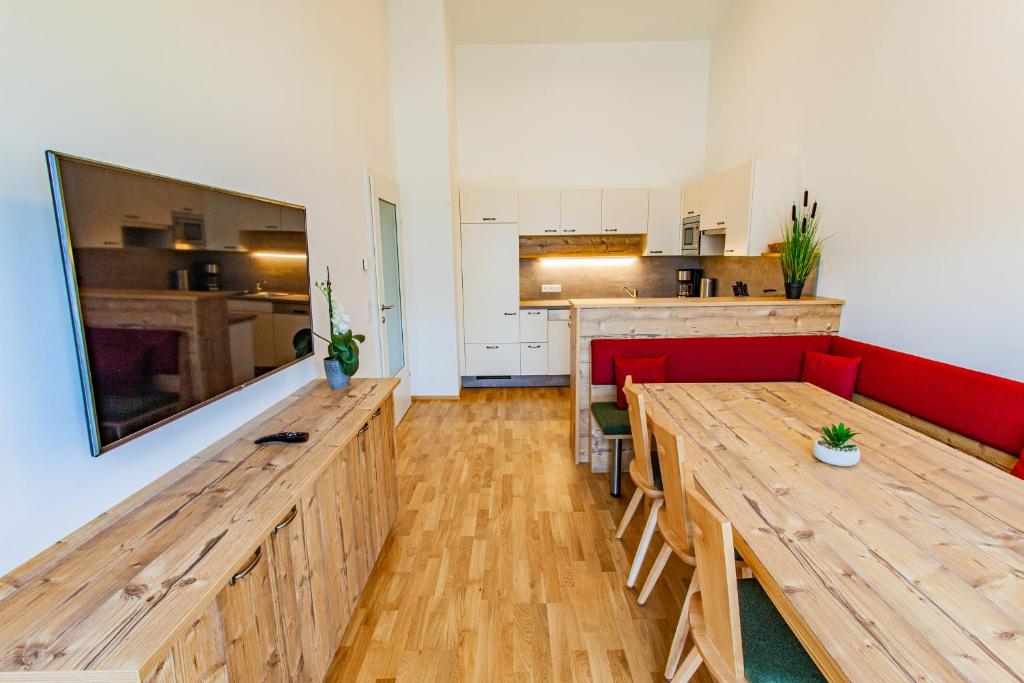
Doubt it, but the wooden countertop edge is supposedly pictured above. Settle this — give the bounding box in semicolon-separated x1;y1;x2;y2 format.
568;295;845;308
519;299;571;309
0;377;398;675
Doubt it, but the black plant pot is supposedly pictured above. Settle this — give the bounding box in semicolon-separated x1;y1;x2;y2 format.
784;281;805;300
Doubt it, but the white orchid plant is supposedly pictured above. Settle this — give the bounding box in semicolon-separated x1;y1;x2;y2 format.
313;267;365;376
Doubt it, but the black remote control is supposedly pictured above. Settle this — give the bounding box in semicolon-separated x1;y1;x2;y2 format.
254;431;309;445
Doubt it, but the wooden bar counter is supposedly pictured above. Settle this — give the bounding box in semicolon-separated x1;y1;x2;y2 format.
0;378;399;682
569;296;844;470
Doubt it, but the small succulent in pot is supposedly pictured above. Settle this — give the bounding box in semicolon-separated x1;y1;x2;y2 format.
813;423;861;467
314;267;365;389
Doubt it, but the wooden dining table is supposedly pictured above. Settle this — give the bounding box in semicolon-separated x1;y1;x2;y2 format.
642;381;1024;682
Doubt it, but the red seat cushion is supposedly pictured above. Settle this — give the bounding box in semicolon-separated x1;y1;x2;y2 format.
800;351;861;400
592;336;834;387
1011;454;1024;481
829;337;1024;455
613;356;666;409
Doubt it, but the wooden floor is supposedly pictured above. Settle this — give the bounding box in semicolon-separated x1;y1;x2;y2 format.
325;387;694;682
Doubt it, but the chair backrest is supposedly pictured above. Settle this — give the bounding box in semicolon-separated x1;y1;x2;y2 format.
623;377;656;487
688;485;744;680
648;411;694;550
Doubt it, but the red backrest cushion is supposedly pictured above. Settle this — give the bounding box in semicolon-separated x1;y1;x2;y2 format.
800;351;862;400
591;336;834;386
613;356;667;409
830;337;1024;455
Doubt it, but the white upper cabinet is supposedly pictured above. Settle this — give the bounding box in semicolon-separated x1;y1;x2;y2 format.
239;198;282;232
60;161;123;249
117;173;174;226
700;171;729;232
601;189;648;234
461;222;520;344
722;159;799;256
682;179;703;218
202;190;242;252
559;189;602;234
518;189;561;236
280;206;305;232
645;187;682;256
460;188;518;223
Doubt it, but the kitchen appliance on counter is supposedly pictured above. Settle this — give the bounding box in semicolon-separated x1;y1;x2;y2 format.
172;211;206;248
681;215;701;255
171;268;190;291
676;268;703;297
200;262;221;291
699;277;718;298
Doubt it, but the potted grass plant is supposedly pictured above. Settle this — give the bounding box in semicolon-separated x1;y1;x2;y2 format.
813;423;861;467
314;267;365;390
779;191;826;299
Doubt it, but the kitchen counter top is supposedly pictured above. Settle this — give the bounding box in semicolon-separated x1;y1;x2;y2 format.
569;295;844;308
79;287;235;300
520;299;571;309
230;291;310;304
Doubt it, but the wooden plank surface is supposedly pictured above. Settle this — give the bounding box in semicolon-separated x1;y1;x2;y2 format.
569;299;843;468
0;378;398;677
644;381;1024;682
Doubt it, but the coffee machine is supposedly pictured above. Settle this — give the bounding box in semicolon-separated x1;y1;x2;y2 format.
676;268;703;297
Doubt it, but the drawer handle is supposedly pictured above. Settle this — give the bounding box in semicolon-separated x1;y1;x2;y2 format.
485;345;499;349
228;547;262;586
528;344;541;349
482;217;496;221
372;407;382;419
357;422;370;435
649;250;663;254
527;311;541;315
504;312;517;316
272;506;298;535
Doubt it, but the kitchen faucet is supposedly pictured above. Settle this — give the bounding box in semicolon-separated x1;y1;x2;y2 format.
621;285;638;299
256;280;267;293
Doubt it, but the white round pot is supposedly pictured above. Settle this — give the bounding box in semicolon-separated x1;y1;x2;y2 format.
813;440;861;467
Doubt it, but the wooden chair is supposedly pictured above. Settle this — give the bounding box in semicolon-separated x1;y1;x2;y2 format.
615;377;665;588
672;486;825;683
641;415;699;679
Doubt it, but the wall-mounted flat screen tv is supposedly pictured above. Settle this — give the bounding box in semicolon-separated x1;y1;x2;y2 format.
46;151;313;456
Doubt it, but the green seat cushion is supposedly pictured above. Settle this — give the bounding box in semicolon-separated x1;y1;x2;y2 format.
739;580;826;682
591;401;631;436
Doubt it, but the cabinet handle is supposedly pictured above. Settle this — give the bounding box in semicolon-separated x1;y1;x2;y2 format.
272;506;298;535
649;250;663;254
543;229;557;233
228;547;262;586
605;228;618;232
725;249;735;253
182;206;194;212
224;245;238;250
372;407;382;419
103;241;119;246
357;422;370;435
563;229;576;233
485;345;499;349
504;312;517;316
482;217;496;221
124;213;140;220
687;210;695;215
716;221;725;225
527;311;541;315
528;344;541;349
266;224;279;229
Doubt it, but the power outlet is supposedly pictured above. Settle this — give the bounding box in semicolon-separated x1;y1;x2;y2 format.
541;284;562;293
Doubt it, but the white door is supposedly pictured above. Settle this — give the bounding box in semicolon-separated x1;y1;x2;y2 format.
461;223;520;343
369;171;411;423
645;187;682;255
460;188;518;223
559;189;602;234
518;189;561;236
601;189;648;234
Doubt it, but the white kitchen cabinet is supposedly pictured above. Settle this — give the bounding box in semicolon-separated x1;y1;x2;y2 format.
718;159;799;256
165;183;201;215
461;223;520;344
520;343;548;375
460;188;518;223
239;197;282;231
559;189;602;234
645;187;682;255
117;173;174;227
229;300;275;367
682;180;703;219
601;189;648;234
519;308;548;342
202;190;243;252
273;307;311;366
228;319;256;385
60;161;123;248
517;189;561;236
701;171;729;232
546;320;571;375
465;343;520;375
280;205;305;232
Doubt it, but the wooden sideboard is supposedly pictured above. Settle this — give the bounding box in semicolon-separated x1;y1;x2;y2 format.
0;378;400;682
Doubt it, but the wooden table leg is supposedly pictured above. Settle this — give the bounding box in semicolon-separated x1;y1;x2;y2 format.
611;439;623;497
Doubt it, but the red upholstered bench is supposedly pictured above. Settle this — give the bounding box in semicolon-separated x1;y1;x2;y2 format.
589;334;1024;479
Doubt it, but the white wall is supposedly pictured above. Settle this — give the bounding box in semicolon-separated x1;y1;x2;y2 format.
455;42;710;186
707;0;1024;381
390;0;463;396
0;0;397;574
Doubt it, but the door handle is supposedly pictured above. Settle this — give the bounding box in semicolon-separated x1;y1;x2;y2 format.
228;547;262;586
381;304;394;310
504;312;517;316
272;506;298;535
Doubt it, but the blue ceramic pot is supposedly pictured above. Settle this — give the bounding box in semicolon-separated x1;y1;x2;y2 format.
324;358;351;390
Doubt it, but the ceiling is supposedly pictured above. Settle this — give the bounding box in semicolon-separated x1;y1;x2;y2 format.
446;0;732;44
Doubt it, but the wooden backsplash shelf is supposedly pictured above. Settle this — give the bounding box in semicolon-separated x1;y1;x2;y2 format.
518;234;644;258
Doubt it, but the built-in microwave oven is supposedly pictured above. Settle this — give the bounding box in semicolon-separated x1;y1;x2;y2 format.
172;211;206;247
681;215;700;255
